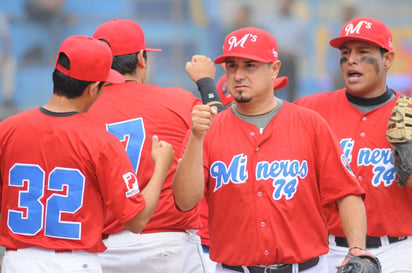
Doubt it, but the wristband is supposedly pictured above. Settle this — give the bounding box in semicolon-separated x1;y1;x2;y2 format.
197;77;222;104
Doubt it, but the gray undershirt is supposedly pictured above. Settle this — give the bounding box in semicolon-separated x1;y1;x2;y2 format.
231;97;284;134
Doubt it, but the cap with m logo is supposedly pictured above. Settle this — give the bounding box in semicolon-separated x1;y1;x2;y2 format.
329;17;392;51
214;27;278;64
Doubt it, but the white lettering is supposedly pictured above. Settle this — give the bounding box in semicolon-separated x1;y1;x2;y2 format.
344;21;372;35
227;34;256;51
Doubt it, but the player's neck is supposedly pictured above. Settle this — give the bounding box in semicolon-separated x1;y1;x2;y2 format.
43;94;83;114
346;86;391;105
123;68;146;83
123;74;140;83
235;95;278;116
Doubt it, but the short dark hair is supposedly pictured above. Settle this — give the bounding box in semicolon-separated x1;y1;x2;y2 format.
52;53;105;98
112;51;147;75
97;38;148;75
380;47;389;56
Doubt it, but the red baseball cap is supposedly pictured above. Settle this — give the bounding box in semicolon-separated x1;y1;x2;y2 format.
55;35;124;83
216;75;288;106
214;27;278;64
93;19;161;56
329;17;393;51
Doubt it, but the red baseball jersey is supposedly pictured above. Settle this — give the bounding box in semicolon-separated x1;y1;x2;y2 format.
200;102;364;265
86;81;201;234
295;89;412;237
0;108;145;252
198;197;210;247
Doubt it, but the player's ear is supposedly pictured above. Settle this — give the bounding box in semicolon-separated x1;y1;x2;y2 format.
271;60;281;79
137;49;146;68
82;81;103;113
85;81;102;98
383;51;394;70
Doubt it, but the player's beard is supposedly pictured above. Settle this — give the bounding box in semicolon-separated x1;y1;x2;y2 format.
233;91;252;103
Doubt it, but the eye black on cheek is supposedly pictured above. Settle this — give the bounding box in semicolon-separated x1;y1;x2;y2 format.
361;56;377;65
361;57;380;73
340;57;348;65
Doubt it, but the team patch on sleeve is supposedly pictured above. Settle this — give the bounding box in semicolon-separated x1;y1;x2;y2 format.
122;172;140;197
341;154;355;176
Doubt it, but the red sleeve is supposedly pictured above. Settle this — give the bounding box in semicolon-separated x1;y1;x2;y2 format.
315;118;365;205
96;136;146;224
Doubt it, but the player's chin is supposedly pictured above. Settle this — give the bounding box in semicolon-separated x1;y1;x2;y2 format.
234;95;253;104
344;82;366;96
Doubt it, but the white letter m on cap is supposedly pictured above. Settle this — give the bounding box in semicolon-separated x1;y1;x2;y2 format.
344;21;372;35
228;34;255;51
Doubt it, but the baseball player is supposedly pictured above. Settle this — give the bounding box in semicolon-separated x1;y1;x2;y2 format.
295;17;412;272
0;35;174;273
173;26;370;273
196;73;289;273
86;19;220;273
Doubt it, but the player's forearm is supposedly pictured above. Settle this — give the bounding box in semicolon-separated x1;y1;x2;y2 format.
337;194;367;249
173;134;205;211
123;164;168;233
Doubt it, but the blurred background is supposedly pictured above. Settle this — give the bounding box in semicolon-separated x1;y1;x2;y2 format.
0;0;411;119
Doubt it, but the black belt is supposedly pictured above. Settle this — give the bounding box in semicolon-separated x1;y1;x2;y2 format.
222;257;319;273
334;236;407;249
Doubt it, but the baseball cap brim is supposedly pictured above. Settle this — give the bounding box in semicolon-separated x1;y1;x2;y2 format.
329;36;386;50
106;69;125;84
214;53;271;64
273;76;288;91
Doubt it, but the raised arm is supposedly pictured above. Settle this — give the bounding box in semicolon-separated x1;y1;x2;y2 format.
186;54;227;112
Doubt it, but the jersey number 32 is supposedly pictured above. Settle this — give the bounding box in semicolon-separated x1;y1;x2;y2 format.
8;164;84;240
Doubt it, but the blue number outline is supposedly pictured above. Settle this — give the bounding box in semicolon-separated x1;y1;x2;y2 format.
7;164;85;239
106;118;146;173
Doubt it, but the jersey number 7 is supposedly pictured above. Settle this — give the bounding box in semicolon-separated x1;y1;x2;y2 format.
106;118;146;173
